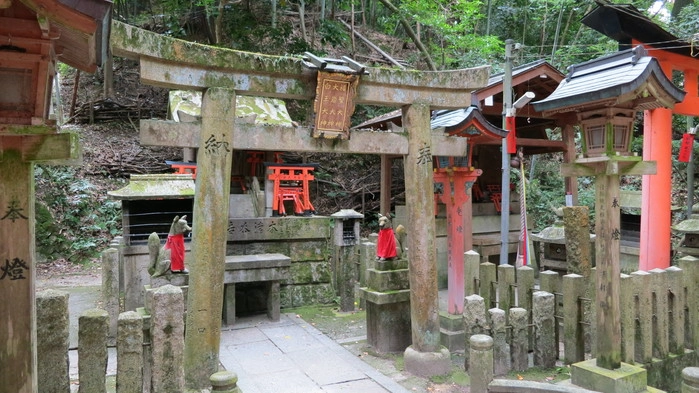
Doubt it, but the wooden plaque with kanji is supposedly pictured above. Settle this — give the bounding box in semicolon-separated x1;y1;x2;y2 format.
312;71;359;139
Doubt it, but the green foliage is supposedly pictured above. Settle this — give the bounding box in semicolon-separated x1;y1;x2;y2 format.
318;19;350;47
35;166;121;264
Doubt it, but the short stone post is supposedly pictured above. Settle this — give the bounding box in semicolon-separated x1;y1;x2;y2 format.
678;256;698;351
37;289;70;393
151;285;185;393
464;250;480;296
666;266;685;355
78;308;109;393
496;264;515;314
469;334;494;393
509;307;528;371
682;367;699;393
650;268;669;359
479;262;496;309
102;247;120;344
489;308;510;375
211;370;242;393
562;273;585;364
117;311;143;393
619;273;634;363
632;270;653;363
532;291;556;368
463;294;488;370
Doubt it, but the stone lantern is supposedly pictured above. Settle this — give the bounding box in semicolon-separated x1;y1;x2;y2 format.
531;209;595;274
330;209;364;311
672;203;699;258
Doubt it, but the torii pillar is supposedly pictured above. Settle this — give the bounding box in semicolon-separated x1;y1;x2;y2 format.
402;103;451;376
0;131;79;393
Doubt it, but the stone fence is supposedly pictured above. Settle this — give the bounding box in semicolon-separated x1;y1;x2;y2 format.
468;334;699;393
35;286;240;393
463;254;699;392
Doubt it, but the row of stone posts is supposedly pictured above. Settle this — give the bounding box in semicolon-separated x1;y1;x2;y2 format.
36;284;241;392
469;334;699;393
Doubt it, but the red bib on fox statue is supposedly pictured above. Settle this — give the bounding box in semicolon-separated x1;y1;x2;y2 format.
165;233;186;272
377;227;398;259
376;214;398;260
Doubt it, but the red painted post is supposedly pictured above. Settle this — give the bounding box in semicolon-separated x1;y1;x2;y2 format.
434;168;482;314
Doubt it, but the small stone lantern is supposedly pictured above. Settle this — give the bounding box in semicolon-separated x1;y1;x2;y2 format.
331;209;364;246
331;209;364;311
579;108;636;157
672;203;699;258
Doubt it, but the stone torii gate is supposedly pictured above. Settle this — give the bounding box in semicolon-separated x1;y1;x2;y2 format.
111;21;490;387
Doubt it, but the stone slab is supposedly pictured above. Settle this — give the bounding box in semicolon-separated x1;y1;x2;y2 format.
359;288;411;304
571;359;648;393
225;253;291;270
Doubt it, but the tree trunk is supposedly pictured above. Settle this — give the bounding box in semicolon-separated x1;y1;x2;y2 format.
376;0;437;71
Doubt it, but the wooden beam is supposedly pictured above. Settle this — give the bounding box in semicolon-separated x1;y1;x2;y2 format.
0;133;79;162
140;119;469;156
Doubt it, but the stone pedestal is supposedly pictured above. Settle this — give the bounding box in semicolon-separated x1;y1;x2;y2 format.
439;312;465;352
360;257;411;353
571;359;661;393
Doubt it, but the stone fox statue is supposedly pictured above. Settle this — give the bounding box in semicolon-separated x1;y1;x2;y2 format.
376;214;406;260
148;215;191;277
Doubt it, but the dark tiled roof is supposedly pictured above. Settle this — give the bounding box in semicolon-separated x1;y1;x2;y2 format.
531;46;685;113
431;107;507;140
582;1;695;59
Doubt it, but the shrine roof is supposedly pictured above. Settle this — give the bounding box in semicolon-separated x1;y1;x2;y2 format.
1;0;112;72
531;46;685;114
581;1;695;59
431;107;507;142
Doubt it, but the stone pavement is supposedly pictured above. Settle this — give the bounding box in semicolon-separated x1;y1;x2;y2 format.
219;313;410;393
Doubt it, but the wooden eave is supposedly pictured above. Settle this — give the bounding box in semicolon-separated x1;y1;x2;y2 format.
8;0;112;72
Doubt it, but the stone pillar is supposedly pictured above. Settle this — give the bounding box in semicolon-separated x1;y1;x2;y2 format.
117;311;143;393
489;308;510;376
650;268;669;358
402;103;450;376
532;291;556;368
678;256;698;351
152;285;185;393
497;264;514;314
509;307;528;371
619;273;634;363
211;371;242;393
464;250;480;296
563;274;585;364
78;309;109;393
102;247;120;344
562;206;592;277
666;266;685;355
683;367;699;393
0;152;36;393
479;262;496;308
463;294;487;370
469;334;494;393
37;289;70;393
185;87;235;388
632;270;653;363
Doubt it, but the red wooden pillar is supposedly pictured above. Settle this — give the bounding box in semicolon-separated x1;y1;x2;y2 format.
640;107;672;270
434;168;482;315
